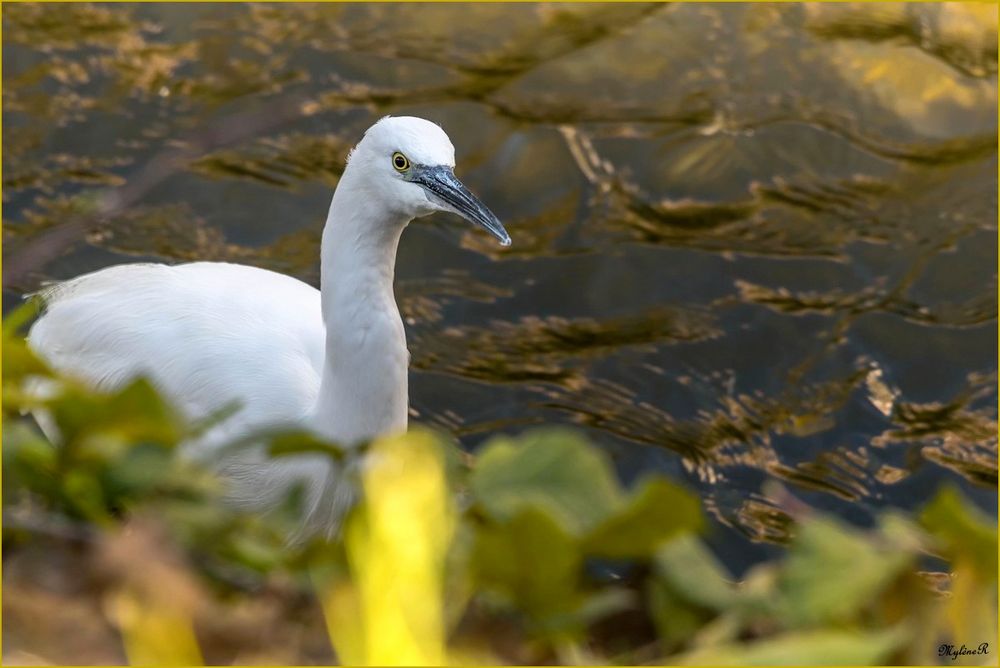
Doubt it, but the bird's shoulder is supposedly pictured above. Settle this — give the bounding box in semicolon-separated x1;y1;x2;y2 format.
36;261;317;308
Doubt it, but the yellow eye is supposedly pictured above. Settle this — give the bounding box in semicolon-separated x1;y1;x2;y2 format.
392;152;410;172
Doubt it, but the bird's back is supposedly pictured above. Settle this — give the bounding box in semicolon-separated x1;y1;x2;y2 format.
28;262;327;455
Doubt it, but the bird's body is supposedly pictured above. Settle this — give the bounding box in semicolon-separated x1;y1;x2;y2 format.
27;116;510;536
32;262;326;441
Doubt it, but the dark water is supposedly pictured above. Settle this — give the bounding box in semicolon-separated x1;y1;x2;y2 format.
3;3;997;573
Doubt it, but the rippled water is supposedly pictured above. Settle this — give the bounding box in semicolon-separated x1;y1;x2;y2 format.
3;2;997;572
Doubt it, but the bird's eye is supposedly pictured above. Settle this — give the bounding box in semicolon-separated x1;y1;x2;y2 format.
392;152;410;172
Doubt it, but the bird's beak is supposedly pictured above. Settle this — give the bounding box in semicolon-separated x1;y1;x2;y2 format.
412;165;511;246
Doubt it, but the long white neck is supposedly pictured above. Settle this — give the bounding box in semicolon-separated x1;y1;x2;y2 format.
310;169;410;445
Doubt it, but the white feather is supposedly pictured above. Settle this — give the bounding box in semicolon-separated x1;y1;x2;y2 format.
26;116;487;537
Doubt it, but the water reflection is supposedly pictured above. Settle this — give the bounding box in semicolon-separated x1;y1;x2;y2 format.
3;2;996;567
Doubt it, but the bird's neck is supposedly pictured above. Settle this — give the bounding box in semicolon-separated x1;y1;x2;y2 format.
311;172;410;445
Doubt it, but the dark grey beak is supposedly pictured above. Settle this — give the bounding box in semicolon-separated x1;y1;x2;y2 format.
411;165;511;246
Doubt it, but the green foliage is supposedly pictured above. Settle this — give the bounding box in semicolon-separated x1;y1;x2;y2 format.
2;313;301;574
3;312;997;665
675;628;906;666
468;429;703;639
470;428;622;535
920;486;999;659
583;478;703;558
654;533;737;612
921;485;998;579
473;506;581;621
776;517;913;627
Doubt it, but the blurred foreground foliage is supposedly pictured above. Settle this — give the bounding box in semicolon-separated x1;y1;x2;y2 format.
3;306;997;666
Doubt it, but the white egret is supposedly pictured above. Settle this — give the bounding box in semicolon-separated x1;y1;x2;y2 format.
27;116;510;535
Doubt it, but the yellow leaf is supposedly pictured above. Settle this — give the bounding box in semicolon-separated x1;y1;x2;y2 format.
109;588;203;666
323;429;456;665
320;578;366;666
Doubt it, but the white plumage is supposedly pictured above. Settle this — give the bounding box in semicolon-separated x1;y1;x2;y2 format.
27;116;510;536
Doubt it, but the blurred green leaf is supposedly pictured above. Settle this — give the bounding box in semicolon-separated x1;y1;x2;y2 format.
583;478;703;558
63;468;111;524
471;428;621;535
648;577;710;649
877;511;929;554
2;421;59;500
2;316;49;389
266;429;350;462
673;628;905;665
654;533;736;612
573;587;635;627
2;299;41;336
472;505;581;621
104;443;175;492
776;517;912;627
104;443;219;505
48;377;186;450
920;484;998;580
226;532;286;572
920;485;998;651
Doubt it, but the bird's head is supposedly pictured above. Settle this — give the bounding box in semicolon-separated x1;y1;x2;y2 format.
345;116;510;246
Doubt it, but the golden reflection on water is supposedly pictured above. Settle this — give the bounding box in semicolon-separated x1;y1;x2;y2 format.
2;2;996;549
